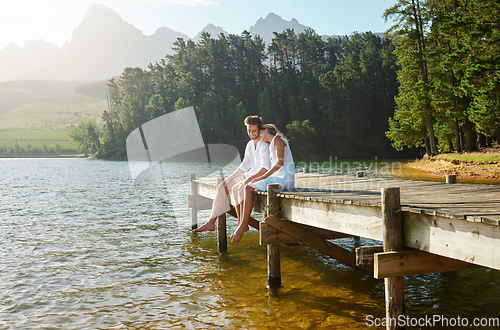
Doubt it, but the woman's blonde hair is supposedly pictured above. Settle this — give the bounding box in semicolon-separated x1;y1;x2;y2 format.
262;123;289;143
261;123;278;135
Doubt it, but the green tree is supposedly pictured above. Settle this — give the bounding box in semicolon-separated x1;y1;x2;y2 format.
286;119;318;158
385;0;438;155
54;144;63;155
69;119;101;157
13;141;23;154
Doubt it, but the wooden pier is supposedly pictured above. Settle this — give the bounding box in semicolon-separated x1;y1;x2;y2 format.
188;173;500;329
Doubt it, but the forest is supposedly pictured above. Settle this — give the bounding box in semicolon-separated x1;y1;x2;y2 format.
71;0;499;160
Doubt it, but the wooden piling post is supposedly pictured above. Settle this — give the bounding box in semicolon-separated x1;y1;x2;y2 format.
216;178;227;253
189;174;198;229
381;187;405;330
267;183;281;288
446;174;456;184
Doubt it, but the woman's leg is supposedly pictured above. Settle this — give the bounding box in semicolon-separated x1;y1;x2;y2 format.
231;184;255;243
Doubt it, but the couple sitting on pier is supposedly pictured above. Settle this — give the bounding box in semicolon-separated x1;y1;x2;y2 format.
193;115;295;243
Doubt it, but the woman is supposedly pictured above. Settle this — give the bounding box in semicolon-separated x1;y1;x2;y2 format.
231;124;294;243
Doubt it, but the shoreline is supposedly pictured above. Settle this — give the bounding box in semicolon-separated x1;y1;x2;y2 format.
402;148;500;185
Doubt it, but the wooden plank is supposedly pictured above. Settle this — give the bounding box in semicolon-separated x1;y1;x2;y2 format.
280;198;383;241
264;216;372;272
374;250;473;279
356;245;384;266
403;212;500;270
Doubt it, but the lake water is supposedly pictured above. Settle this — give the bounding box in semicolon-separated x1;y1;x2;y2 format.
1;158;499;329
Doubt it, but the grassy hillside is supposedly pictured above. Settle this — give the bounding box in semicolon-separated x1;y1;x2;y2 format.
0;94;107;130
0;80;106;113
0;81;108;155
0;129;73;150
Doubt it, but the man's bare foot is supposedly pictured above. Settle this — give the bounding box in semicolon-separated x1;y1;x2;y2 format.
231;225;249;243
193;220;216;232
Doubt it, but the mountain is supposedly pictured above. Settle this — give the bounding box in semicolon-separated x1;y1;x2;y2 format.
0;4;188;81
193;24;229;42
0;40;63;82
0;4;383;82
0;80;92;114
249;13;310;46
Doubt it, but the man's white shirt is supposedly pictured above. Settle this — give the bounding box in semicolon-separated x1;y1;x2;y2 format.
238;139;270;177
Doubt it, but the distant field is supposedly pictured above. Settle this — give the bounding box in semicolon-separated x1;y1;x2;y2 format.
0;129;74;150
0;94;107;130
0;80;107;113
0;80;109;155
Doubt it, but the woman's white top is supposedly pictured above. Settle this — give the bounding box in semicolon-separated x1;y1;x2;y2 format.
250;133;295;191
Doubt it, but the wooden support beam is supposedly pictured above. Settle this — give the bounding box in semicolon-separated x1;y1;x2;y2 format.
267;184;282;288
189;173;198;229
260;220;352;246
267;183;281;217
374;250;473;279
290;222;354;240
356;245;384;266
217;213;227;253
216;178;227;253
381;187;405;330
264;216;372;272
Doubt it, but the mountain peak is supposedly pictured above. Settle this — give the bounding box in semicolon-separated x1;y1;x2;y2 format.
1;41;21;52
193;24;229;42
0;8;322;81
72;4;131;39
250;12;312;45
265;12;281;19
85;4;122;21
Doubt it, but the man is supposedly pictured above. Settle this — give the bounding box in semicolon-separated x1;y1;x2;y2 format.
193;115;270;232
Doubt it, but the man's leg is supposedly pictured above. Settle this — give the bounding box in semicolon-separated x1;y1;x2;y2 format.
231;184;255;243
231;181;243;222
193;179;236;232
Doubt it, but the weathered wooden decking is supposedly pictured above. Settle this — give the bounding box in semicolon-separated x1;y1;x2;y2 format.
190;172;499;329
193;173;500;270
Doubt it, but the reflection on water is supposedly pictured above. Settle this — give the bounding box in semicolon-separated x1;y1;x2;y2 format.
0;158;499;329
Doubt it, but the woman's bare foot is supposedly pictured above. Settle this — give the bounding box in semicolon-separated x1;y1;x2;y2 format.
231;225;249;243
193;219;216;232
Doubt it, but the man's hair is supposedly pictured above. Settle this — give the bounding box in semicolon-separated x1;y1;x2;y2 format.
244;115;263;129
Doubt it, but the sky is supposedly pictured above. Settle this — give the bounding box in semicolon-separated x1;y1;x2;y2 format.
0;0;397;50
